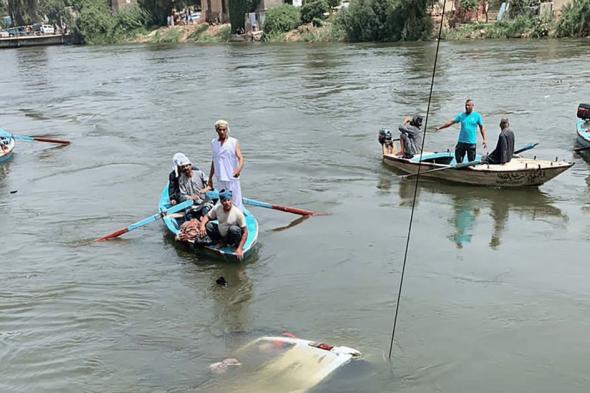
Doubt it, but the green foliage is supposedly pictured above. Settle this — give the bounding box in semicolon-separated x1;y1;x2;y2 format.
445;15;555;39
301;0;329;24
188;24;230;42
38;0;68;25
138;0;187;26
229;0;248;32
263;4;301;34
460;0;476;11
507;0;539;18
8;0;39;25
555;0;590;37
187;22;209;39
326;0;340;8
336;0;431;42
71;0;147;44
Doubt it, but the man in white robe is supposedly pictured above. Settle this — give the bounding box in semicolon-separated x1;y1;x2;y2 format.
208;120;244;211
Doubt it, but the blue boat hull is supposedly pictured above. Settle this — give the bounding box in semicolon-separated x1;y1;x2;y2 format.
158;185;258;262
577;119;590;148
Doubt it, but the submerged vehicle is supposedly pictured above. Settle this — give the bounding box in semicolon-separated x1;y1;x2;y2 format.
201;336;361;393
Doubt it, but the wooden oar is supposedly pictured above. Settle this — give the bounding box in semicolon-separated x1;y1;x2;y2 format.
13;134;71;145
242;197;322;216
401;143;539;179
96;199;193;241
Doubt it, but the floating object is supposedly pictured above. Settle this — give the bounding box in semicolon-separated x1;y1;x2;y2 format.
10;190;17;194
216;276;227;286
381;140;573;187
159;185;258;262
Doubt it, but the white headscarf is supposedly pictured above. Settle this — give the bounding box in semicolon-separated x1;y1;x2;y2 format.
214;119;230;134
172;152;191;177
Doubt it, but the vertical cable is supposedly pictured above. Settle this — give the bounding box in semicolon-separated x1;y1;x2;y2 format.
388;0;448;359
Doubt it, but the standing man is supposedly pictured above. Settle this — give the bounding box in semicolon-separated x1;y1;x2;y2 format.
482;118;515;165
436;99;487;163
208;120;244;211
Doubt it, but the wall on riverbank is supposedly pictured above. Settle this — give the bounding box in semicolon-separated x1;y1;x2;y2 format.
0;34;72;49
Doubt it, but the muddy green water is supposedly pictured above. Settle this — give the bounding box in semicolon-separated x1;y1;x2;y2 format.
1;40;589;392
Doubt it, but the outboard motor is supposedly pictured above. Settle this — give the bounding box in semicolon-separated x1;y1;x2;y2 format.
577;103;590;120
378;128;393;145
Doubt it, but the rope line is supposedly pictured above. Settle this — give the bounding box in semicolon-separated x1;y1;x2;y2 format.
388;0;448;359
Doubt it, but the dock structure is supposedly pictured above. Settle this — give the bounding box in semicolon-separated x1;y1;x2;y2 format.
0;34;72;49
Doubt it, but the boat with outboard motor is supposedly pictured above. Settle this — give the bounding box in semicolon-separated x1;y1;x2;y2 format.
0;129;15;164
378;130;573;187
158;185;258;262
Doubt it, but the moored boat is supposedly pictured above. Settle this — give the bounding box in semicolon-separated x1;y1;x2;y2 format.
380;139;573;187
158;185;258;262
0;129;15;164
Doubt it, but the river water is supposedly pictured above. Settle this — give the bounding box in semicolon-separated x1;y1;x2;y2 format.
1;39;589;392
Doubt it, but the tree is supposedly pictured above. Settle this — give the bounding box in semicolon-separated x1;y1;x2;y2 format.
8;0;40;25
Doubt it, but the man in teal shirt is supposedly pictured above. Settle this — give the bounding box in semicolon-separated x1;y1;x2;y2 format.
436;99;488;163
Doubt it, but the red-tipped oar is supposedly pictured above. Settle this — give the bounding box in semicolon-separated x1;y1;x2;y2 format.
242;197;323;216
14;134;70;145
97;199;193;241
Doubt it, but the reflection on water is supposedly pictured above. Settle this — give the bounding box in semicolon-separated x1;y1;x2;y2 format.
383;164;567;250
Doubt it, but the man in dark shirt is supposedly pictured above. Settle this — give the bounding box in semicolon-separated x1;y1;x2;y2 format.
398;115;423;158
482;118;515;165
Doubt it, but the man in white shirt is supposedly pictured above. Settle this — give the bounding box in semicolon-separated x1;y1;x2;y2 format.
208;120;244;211
199;190;248;260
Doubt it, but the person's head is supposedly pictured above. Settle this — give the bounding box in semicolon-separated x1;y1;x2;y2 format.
172;152;190;177
499;118;509;130
465;99;474;114
177;154;192;176
219;189;233;211
215;120;229;141
411;115;424;128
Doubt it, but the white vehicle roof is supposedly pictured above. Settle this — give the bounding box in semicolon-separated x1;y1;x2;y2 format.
203;336;361;393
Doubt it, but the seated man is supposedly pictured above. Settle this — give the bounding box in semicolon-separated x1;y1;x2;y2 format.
482;118;514;165
199;190;248;260
398;115;423;158
168;152;188;206
177;155;212;221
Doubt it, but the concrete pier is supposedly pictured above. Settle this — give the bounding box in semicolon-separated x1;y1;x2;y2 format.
0;34;72;49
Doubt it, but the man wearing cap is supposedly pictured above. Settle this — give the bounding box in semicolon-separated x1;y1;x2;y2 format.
208;120;244;211
436;99;488;163
398;115;424;158
199;190;248;260
482;118;515;165
177;154;212;221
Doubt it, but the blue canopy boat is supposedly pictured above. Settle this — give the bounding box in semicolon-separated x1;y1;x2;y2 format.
158;185;258;262
0;129;16;164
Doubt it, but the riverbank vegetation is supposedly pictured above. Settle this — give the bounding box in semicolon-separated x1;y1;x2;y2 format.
5;0;590;44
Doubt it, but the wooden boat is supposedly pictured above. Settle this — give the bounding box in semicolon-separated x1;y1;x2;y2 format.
158;185;258;262
576;119;590;148
0;129;15;164
381;142;573;187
